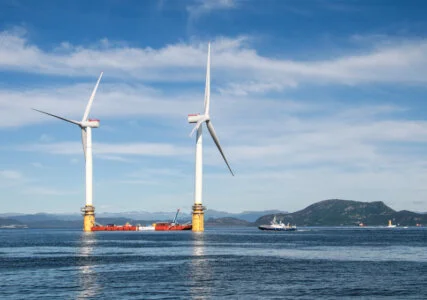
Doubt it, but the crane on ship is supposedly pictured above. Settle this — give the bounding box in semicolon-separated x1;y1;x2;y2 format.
154;209;192;231
171;209;181;225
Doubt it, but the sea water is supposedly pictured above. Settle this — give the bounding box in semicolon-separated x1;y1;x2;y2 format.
0;227;426;299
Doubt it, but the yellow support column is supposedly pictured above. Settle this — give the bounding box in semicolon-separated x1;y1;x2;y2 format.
192;204;205;232
82;205;95;232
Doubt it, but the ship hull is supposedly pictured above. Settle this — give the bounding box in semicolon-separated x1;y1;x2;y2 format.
155;223;192;231
258;225;297;231
92;225;138;231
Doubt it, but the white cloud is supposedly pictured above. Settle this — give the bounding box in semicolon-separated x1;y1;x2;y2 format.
31;162;44;168
70;158;79;164
0;82;198;128
23;186;77;196
39;134;53;142
219;81;297;96
118;179;158;185
0;170;22;180
197;101;427;179
127;168;187;179
116;167;188;186
0;29;427;90
96;155;134;163
19;142;191;157
11;89;427;176
187;0;236;19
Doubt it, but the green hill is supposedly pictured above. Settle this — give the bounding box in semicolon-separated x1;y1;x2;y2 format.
255;199;427;226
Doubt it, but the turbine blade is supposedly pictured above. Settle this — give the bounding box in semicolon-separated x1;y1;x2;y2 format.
189;115;209;137
81;128;87;161
206;121;234;176
32;108;81;126
82;72;103;122
204;43;211;115
190;120;203;137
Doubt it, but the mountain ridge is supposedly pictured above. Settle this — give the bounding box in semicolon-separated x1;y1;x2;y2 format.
2;200;426;228
255;199;427;226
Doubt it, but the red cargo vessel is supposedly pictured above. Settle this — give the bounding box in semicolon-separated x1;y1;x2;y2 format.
155;223;192;231
91;223;138;231
154;209;192;231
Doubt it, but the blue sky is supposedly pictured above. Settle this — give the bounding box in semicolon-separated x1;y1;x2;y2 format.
1;0;427;214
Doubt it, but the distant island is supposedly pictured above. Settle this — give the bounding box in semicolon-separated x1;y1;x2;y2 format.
1;199;426;228
255;199;427;227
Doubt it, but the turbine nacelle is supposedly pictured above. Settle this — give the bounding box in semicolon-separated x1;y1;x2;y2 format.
188;114;210;124
81;119;100;128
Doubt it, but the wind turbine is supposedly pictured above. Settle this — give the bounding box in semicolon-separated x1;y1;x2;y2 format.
188;43;234;232
33;72;103;232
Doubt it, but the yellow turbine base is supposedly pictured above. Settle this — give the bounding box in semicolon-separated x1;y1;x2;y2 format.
192;204;205;232
82;205;95;232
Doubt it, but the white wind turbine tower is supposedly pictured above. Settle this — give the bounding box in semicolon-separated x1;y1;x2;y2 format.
33;72;103;232
188;43;234;232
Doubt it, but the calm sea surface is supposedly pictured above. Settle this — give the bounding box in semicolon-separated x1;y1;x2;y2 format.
0;227;426;299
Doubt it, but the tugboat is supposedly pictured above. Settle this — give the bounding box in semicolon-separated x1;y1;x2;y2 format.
154;209;192;231
258;216;297;231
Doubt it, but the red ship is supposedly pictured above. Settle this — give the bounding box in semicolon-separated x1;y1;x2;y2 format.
154;209;192;231
91;223;138;231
